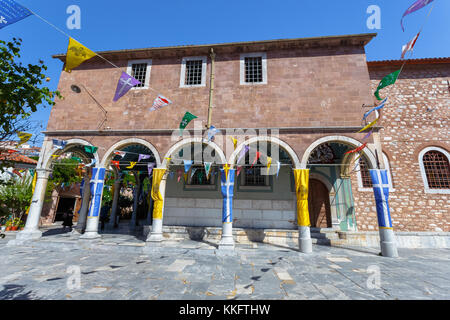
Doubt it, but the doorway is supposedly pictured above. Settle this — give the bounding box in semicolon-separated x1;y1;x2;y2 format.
308;179;332;228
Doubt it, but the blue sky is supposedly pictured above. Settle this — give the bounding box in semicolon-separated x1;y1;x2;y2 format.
2;0;449;146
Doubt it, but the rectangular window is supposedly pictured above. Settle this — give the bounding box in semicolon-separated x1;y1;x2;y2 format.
245;57;263;83
243;168;267;186
185;60;203;86
131;63;148;88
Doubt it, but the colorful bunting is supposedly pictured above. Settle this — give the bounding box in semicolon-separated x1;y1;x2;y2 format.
401;33;420;59
114;150;126;158
345;143;368;155
363;98;388;121
374;70;401;101
401;0;434;32
138;154;151;162
71;156;81;162
150;94;172;111
64;38;96;73
113;71;141;102
230;137;238;150
358;117;379;133
266;156;272;175
183;160;193;173
362;130;373;141
204;162;212;179
250;151;262;168
177;169;183;182
276;161;281;178
179;112;197;135
127;161;137;169
147;163;155;177
236;166;243;177
17;131;32;146
52;139;67;150
84;146;98;154
0;0;32;30
111;160;120;170
190;167;198;179
237;145;250;164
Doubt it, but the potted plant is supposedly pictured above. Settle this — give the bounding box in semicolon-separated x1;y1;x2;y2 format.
5;219;12;231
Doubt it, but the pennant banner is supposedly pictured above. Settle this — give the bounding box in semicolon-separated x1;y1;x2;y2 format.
276;161;281;178
150;94;172;111
183;160;193;173
52;139;67;150
374;70;401;101
363;98;388;121
0;0;32;30
344;143;368;155
127;161;137;169
177;169;183;182
266;156;272;175
401;0;434;32
114;150;126;158
250;151;262;168
138;154;151;162
64;38;96;73
17;131;32;146
113;71;140;102
190;167;198;179
179;112;197;134
147;163;156;177
237;145;249;164
84;146;98;154
204;162;212;179
362;130;373;141
401;32;420;59
230;137;238;150
111;160;120;170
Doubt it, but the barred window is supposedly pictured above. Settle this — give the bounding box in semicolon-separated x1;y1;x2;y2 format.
243;168;267;187
185;60;203;86
131;63;148;88
359;157;373;188
245;57;263;83
423;151;450;189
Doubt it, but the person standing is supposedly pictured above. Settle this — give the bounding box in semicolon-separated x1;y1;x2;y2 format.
62;208;74;232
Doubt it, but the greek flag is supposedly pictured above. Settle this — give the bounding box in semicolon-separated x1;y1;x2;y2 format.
220;168;235;223
0;0;32;30
369;169;392;229
88;167;105;218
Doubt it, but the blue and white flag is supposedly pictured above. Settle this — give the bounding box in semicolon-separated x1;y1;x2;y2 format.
88;167;105;218
52;139;68;150
369;169;392;229
207;125;218;142
363;98;387;121
0;0;32;30
183;159;193;173
220;168;235;223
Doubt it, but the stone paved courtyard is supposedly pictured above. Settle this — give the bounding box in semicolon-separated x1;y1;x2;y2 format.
0;229;449;300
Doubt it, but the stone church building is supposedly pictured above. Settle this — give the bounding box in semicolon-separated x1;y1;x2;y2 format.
16;33;449;251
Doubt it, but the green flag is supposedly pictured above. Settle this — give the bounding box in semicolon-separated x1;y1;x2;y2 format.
71;157;82;162
374;70;401;101
179;112;198;134
84;146;98;154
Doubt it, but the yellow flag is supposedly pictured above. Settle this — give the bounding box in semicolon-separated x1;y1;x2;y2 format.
267;156;272;175
64;38;97;73
17;132;32;146
358;117;378;133
151;169;166;220
126;161;137;169
294;169;310;227
230;137;237;150
51;155;60;159
223;163;230;181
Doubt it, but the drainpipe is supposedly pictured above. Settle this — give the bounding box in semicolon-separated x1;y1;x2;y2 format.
207;48;215;129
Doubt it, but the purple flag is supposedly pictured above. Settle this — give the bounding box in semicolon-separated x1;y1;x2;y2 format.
401;0;434;32
113;72;140;102
138;154;151;162
147;163;155;177
237;145;250;164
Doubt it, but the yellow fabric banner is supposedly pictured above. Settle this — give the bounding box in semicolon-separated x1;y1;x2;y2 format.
294;169;310;227
17;131;32;146
64;38;97;73
151;168;166;220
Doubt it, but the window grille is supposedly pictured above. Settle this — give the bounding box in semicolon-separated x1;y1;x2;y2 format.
243;168;266;186
423;151;450;189
245;56;263;83
185;60;203;85
131;63;147;87
359;157;373;188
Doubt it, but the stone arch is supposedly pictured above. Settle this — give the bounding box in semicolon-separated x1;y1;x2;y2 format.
101;138;161;168
301;135;377;169
229;136;301;168
162;137;227;168
42;138;100;170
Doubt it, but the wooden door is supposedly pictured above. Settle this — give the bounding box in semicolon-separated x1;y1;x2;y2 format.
308;179;332;228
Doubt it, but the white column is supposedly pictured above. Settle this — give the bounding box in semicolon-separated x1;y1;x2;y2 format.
76;175;91;233
80;167;105;239
146;176;167;242
107;179;121;229
16;168;50;240
219;168;235;250
298;226;313;253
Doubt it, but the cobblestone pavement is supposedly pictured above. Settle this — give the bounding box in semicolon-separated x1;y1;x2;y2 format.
0;230;449;300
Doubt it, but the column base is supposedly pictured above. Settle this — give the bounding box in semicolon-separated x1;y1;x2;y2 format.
298;226;313;254
79;231;101;240
218;236;235;250
15;229;42;241
379;228;398;258
146;232;163;242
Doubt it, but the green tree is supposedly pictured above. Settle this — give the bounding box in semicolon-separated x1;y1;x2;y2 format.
0;174;33;226
46;158;82;197
0;38;61;142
